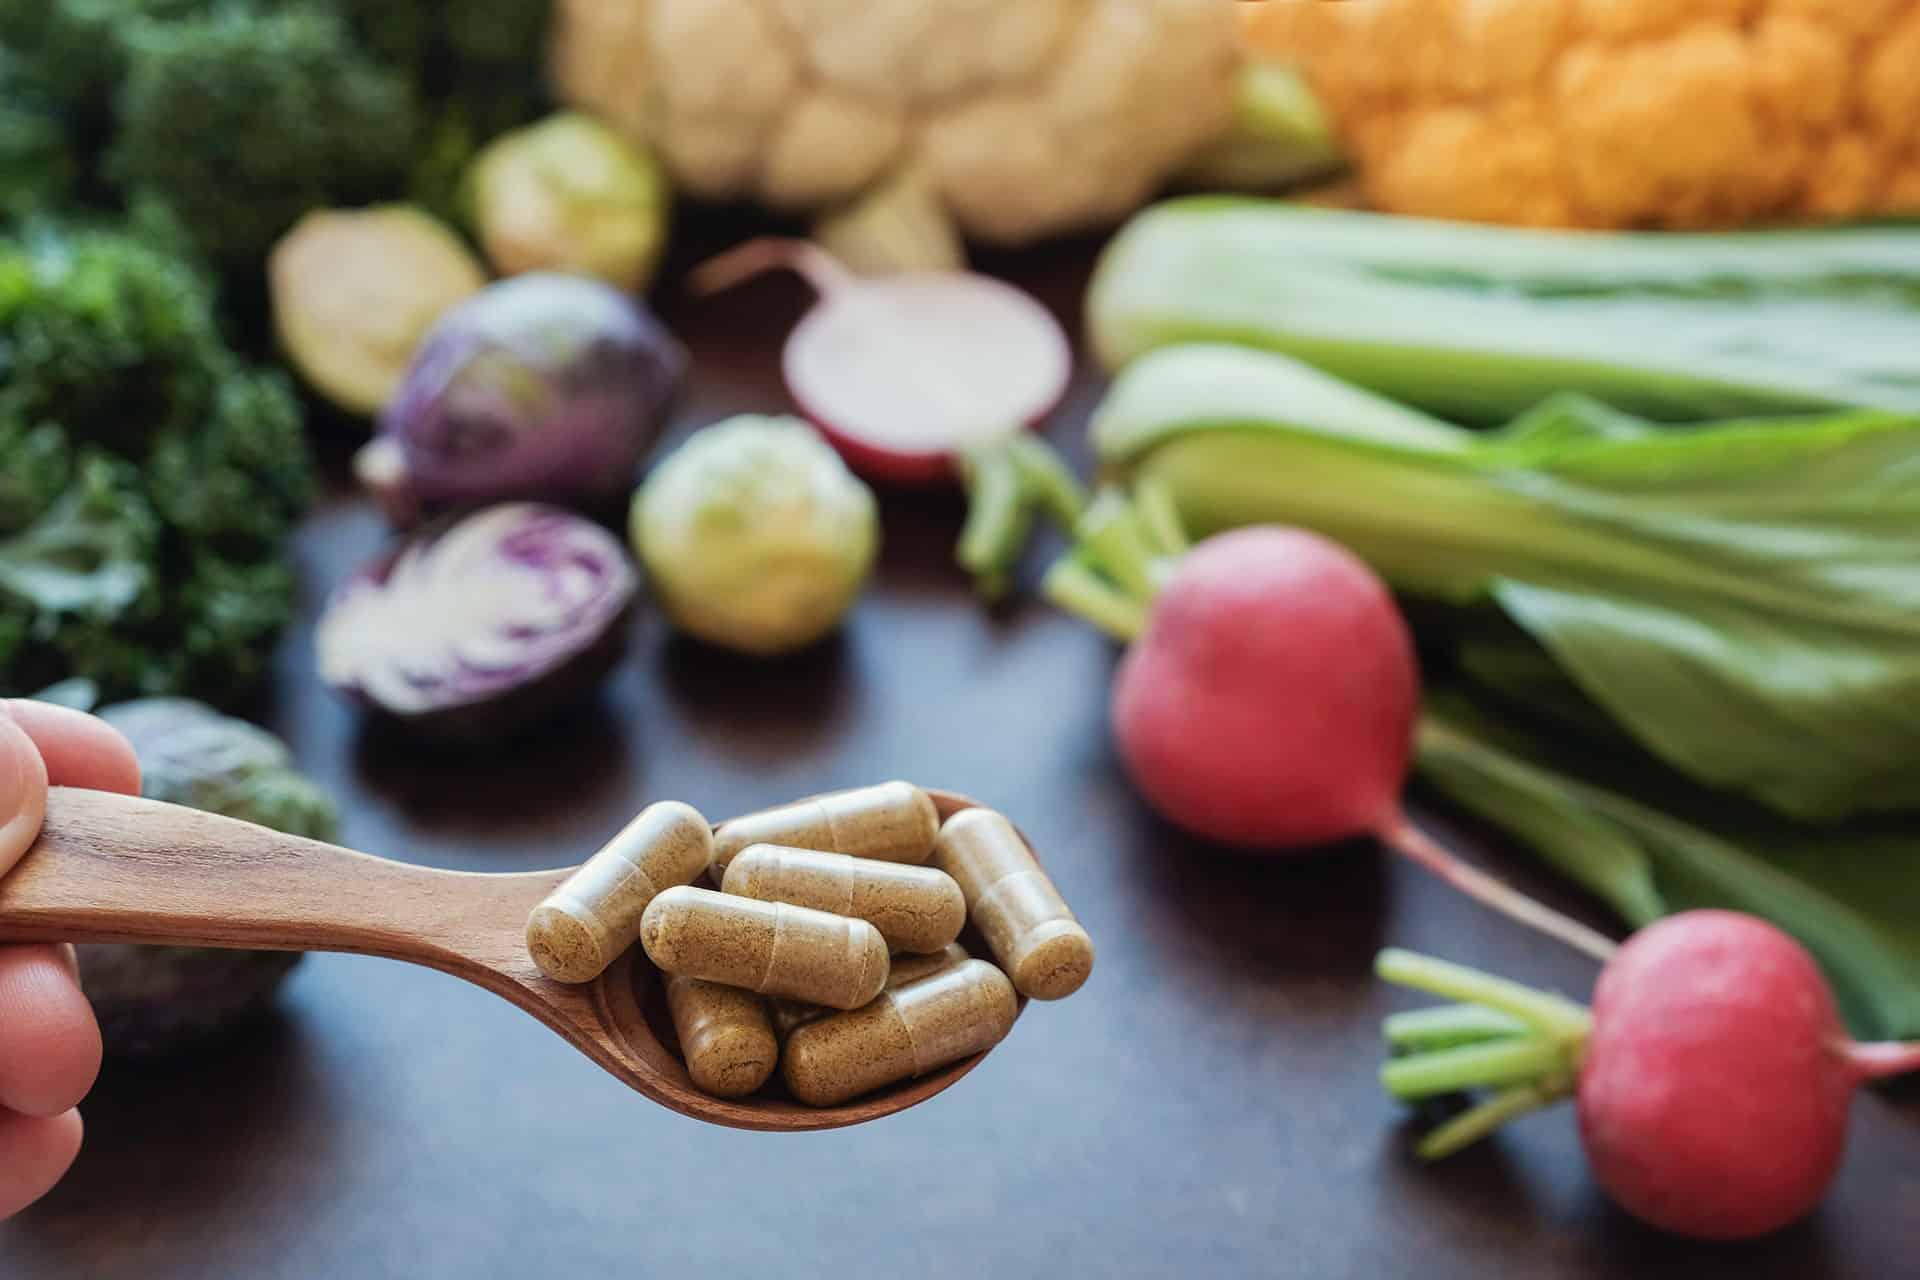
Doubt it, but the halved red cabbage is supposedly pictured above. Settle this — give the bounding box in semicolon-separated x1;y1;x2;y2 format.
317;503;637;741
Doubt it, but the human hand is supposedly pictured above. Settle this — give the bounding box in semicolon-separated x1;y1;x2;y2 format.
0;700;140;1220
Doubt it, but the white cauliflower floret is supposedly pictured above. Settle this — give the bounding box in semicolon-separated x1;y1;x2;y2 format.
551;0;1240;246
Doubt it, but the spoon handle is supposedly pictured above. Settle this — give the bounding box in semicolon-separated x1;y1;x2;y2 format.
0;787;557;963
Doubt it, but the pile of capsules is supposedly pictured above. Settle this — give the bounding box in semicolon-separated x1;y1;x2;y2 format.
525;781;1094;1106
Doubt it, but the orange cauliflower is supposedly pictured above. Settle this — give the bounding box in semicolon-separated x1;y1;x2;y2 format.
1243;0;1920;228
550;0;1241;249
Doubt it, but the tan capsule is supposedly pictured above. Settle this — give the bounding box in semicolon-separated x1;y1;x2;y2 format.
769;943;970;1038
640;885;889;1010
526;801;714;983
783;959;1017;1106
664;975;778;1099
710;781;939;874
931;808;1094;1001
722;844;966;953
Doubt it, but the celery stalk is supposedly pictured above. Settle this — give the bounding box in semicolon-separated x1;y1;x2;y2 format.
1088;198;1920;422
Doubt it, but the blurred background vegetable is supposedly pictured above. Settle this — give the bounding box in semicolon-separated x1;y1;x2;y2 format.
693;239;1072;489
1242;0;1920;229
0;223;311;704
549;0;1244;264
87;696;340;1056
0;0;556;285
1089;199;1920;423
358;273;685;523
632;415;878;657
317;503;637;742
269;206;487;416
1175;63;1344;194
466;111;671;291
108;6;417;277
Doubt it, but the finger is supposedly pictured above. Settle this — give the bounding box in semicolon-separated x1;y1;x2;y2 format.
0;945;102;1116
0;1108;83;1220
0;712;50;876
2;701;140;795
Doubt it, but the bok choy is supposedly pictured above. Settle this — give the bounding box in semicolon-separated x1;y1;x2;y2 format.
1088;198;1920;423
1088;343;1920;822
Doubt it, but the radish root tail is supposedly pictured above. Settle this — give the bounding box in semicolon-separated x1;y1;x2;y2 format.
1844;1040;1920;1082
1380;814;1620;964
689;237;857;301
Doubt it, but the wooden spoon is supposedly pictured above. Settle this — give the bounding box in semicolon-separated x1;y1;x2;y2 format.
0;786;1027;1132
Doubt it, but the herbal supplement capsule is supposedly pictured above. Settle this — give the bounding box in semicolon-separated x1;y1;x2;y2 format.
640;885;890;1010
783;959;1017;1107
722;844;966;953
664;975;778;1099
710;781;939;874
931;808;1094;1001
769;944;970;1038
887;942;969;989
526;801;714;984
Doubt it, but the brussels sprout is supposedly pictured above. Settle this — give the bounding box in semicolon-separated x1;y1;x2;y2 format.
466;112;672;292
363;272;686;521
632;415;878;656
269;205;487;416
88;698;339;1057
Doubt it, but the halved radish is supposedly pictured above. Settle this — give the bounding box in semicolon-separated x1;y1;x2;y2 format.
691;239;1072;487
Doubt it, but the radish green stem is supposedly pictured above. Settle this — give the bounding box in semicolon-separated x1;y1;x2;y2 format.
1380;815;1621;964
1414;1083;1564;1160
1375;949;1592;1041
1135;478;1189;557
689;236;855;301
958;447;1031;598
1385;1004;1530;1055
1844;1040;1920;1082
1079;491;1162;602
1007;436;1089;528
1380;1036;1565;1101
1042;557;1146;642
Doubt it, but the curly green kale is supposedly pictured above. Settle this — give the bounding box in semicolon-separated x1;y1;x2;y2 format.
109;5;418;273
0;54;75;222
0;225;311;704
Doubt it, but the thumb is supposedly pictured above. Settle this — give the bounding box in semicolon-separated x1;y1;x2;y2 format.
0;708;50;878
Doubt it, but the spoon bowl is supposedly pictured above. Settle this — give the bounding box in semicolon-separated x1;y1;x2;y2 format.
0;786;1028;1131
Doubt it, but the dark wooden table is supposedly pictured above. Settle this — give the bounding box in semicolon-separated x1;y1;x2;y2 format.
5;230;1918;1280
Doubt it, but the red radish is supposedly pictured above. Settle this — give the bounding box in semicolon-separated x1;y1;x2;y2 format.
1058;520;1617;960
1579;911;1920;1240
690;239;1071;486
1377;913;1920;1241
1112;526;1415;848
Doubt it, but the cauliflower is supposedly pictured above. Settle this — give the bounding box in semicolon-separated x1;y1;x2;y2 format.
550;0;1241;248
1244;0;1920;229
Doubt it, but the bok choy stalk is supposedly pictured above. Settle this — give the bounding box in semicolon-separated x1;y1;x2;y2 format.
1088;198;1920;423
1087;344;1920;822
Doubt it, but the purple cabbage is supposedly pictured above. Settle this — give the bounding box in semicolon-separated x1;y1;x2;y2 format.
359;273;686;522
316;503;638;742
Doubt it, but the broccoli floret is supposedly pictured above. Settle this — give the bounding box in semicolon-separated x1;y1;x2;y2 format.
0;224;311;704
0;55;76;223
109;5;418;273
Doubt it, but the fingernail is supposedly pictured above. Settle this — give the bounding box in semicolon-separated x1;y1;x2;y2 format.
0;709;30;819
0;709;44;868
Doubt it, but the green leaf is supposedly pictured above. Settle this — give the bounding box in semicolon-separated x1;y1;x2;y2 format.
1417;697;1920;1042
0;455;156;617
